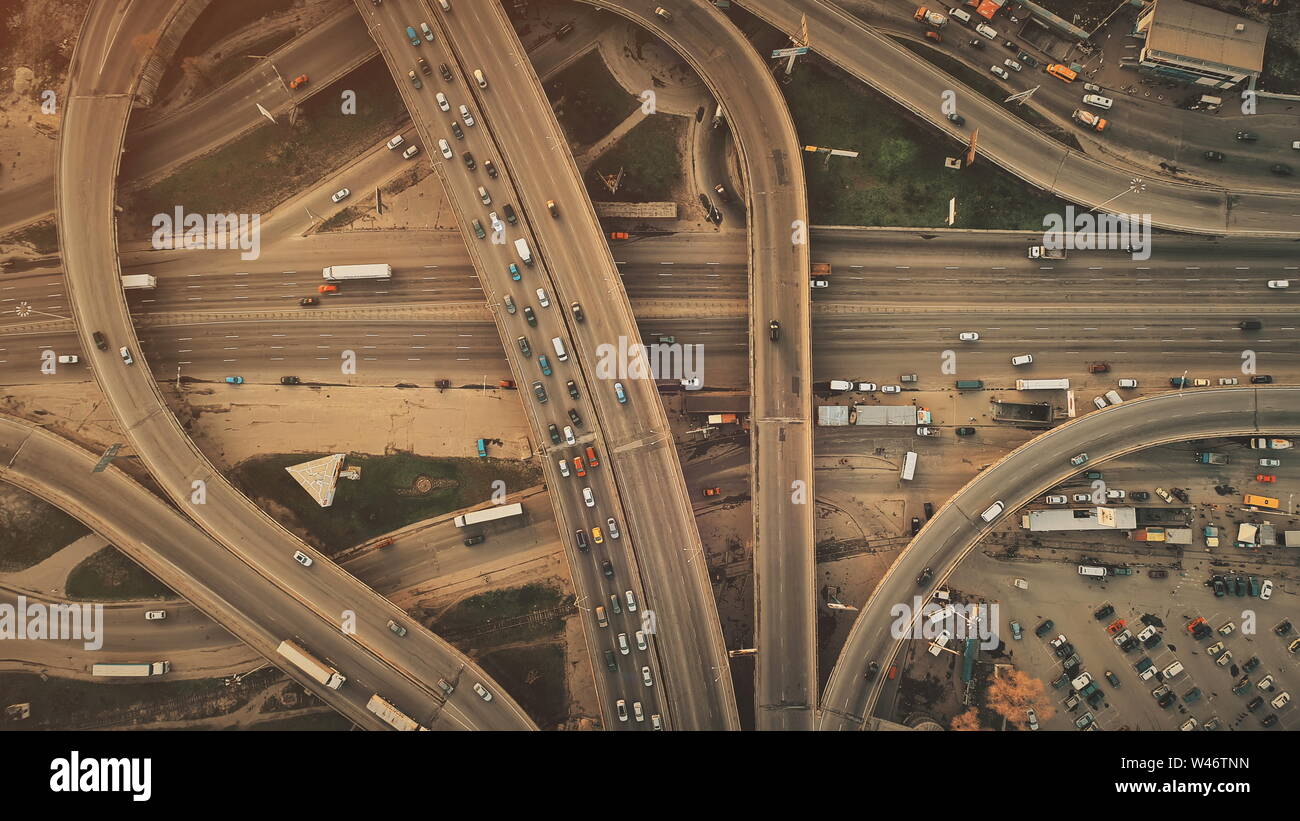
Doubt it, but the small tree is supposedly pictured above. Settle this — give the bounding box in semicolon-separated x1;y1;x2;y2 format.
986;668;1056;728
950;708;982;731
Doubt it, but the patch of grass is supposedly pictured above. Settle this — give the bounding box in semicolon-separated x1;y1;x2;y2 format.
785;59;1070;229
587;114;684;202
545;50;639;146
247;711;355;731
477;642;568;729
64;546;173;601
431;583;566;636
0;671;229;729
0;218;59;254
0;484;89;572
121;57;404;235
230;451;543;554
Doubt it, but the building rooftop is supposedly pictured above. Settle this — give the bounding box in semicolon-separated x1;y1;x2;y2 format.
1145;0;1266;74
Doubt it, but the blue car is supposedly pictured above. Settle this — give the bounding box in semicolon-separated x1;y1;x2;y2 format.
614;381;627;404
224;376;244;384
406;26;421;46
538;355;552;377
508;263;521;281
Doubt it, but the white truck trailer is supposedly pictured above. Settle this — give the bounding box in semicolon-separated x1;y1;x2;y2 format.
91;661;170;677
276;640;346;689
120;274;157;289
453;502;524;528
321;264;392;282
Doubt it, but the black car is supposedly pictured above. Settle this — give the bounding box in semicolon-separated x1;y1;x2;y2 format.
532;381;548;403
1193;624;1213;640
568;408;583;427
1054;642;1075;659
1120;637;1139;652
910;516;922;535
1270;164;1293;176
566;379;580;399
1275;620;1293;636
1086;690;1105;708
574;529;589;552
1247;696;1264;712
462;151;476;170
450;121;464;140
947;112;966;126
1251;375;1273;384
695;105;706;122
523;306;537;326
1236;131;1258;141
1211;575;1227;596
92;331;109;350
547;423;560;444
484;159;498;178
571;302;585;321
439;63;453;81
463;534;486;546
1130;490;1150;501
1143;633;1162;649
1002;39;1016;50
279;376;300;385
916;567;934;586
864;661;880;681
955;427;976;436
768;319;781;341
1235;576;1247;596
1035;619;1054;637
417;57;431;75
299;296;319;306
602;560;614;578
555;22;574;39
1017;51;1039;67
503;203;517;224
968;38;984;49
1203;150;1225;161
1094;604;1115;621
923;501;934;519
1157;691;1176;708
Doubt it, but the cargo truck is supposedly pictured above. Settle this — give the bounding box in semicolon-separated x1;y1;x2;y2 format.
955;380;984;390
91;661;170;677
514;238;534;265
1016;378;1070;390
366;694;428;731
1195;452;1228;465
1072;109;1108;131
476;438;487;458
828;380;854;392
453;501;524;528
276;640;346;689
322;264;392;282
914;7;947;27
120;274;157;289
707;413;739;424
1027;246;1066;259
1249;438;1292;450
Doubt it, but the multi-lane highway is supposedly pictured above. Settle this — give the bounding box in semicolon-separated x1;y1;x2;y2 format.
818;386;1300;729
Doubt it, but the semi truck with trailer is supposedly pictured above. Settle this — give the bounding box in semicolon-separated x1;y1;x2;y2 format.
321;264;392;282
366;694;428;731
120;274;157;289
91;662;170;677
1249;438;1292;450
276;640;346;689
453;502;524;528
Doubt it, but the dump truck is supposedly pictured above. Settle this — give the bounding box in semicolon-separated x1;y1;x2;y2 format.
1027;246;1066;260
91;662;170;677
120;274;157;290
1195;452;1228;465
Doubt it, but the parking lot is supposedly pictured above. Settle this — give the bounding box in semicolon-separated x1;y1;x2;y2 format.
952;552;1296;730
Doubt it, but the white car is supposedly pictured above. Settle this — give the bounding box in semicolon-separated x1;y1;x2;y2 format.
473;682;492;701
635;630;647;650
536;287;550;307
1026;708;1039;730
642;666;653;686
1010;354;1033;366
459;104;475;126
557;459;570;478
438;138;453;159
1272;692;1290;709
633;701;644;722
1219;377;1238;385
119;346;134;365
617;632;630;655
811;278;829;288
563;426;575;445
607;517;621;539
386;134;405;150
292;550;313;567
990;65;1010;80
1045;495;1067;505
615;699;628;721
1083;82;1102;93
435;92;450;111
958;332;979;342
881;384;902;394
1260;458;1281;467
57;354;79;364
331;188;350;203
478;186;491;205
489;211;504;233
402;144;419;159
1072;493;1091;503
1092;396;1108;409
976;23;997;39
857;382;877;392
1106;489;1126;500
1004;58;1022;72
681;377;703;390
582;487;595;507
1268;280;1290;289
1261;579;1273;600
625;591;637;612
1071;672;1092;690
1117;378;1138;388
1082;94;1113;109
144;610;166;620
980;500;1004;522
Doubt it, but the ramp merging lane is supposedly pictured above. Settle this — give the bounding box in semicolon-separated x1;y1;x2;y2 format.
739;0;1300;237
819;387;1300;729
55;0;531;731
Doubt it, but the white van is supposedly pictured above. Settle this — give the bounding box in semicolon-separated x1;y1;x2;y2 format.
1163;660;1184;679
1078;565;1107;577
980;501;1004;522
1105;390;1123;405
949;8;973;24
473;69;487;89
552;336;568;362
1011;354;1033;366
975;22;997;39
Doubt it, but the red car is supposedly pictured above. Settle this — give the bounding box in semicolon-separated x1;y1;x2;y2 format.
703;487;721;497
289;74;309;89
1256;474;1277;483
318;284;338;294
924;30;942;42
608;231;629;240
573;456;586;477
1107;619;1126;636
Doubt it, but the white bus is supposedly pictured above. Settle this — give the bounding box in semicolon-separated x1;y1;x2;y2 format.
900;451;917;481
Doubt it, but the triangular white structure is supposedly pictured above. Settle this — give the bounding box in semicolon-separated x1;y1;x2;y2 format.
286;454;345;508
